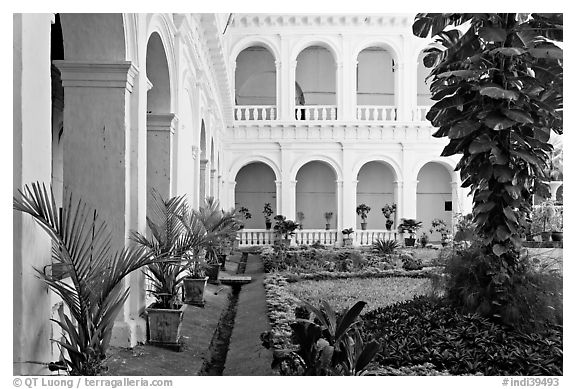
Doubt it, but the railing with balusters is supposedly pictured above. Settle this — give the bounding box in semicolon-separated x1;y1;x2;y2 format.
412;106;431;122
237;229;275;246
356;106;398;121
234;105;277;121
295;105;337;121
294;229;338;245
354;230;399;246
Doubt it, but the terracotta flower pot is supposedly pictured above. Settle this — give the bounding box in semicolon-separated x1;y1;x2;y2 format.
205;263;220;284
361;222;367;230
404;237;416;247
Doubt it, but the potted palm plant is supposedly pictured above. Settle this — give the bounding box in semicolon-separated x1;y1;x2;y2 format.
131;192;207;349
356;204;371;230
324;211;333;230
381;203;396;230
263;203;273;230
13;182;159;374
181;258;209;307
196;197;241;284
296;211;305;230
398;218;423;247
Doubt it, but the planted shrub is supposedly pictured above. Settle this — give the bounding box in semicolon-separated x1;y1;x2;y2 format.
440;245;562;332
372;238;399;255
400;253;423;271
362;296;562;376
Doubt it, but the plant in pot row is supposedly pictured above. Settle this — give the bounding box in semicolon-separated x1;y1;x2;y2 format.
296;211;305;229
324;211;333;230
13;183;164;375
397;218;423;247
532;200;563;242
381;203;396;230
132;194;242;348
356;204;371;230
342;228;354;247
430;218;451;246
273;215;300;246
263;203;274;230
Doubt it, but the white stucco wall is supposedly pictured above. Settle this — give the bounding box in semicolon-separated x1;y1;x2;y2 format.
417;162;453;240
13;13;53;375
296;161;337;229
356;161;395;229
234;162;276;228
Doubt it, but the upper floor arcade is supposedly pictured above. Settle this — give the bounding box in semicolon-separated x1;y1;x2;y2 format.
225;13;434;125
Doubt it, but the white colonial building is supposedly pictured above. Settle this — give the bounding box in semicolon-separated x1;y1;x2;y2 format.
13;13;472;373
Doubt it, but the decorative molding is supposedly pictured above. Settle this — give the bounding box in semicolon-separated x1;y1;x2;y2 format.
147;113;177;134
53;61;138;92
229;14;412;30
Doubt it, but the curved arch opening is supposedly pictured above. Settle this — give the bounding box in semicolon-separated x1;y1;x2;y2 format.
295;46;336;120
235;162;277;229
296;161;337;229
356;161;396;229
417;162;453;241
235;46;276;106
357;47;395;106
417;50;433;106
146;32;171;114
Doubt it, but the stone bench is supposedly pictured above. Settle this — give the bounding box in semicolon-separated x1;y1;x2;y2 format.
219;276;252;285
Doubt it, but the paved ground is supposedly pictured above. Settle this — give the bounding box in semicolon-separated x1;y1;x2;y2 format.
105;258;239;376
223;254;275;376
104;252;275;376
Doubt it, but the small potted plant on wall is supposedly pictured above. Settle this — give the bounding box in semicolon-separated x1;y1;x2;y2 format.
381;203;396;230
324;211;334;230
398;218;422;247
263;203;273;230
342;228;354;247
430;218;451;246
296;211;305;229
356;204;371;230
273;215;300;246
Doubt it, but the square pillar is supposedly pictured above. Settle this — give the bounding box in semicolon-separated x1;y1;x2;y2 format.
275;180;283;219
210;168;217;198
54;60;142;347
336;180;345;244
199;159;210;204
147;113;177;208
403;180;418;220
342;180;358;232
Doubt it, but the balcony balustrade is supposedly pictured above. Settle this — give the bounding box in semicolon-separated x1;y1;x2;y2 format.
356;105;397;121
237;228;400;247
294;105;337;121
234;105;277;121
412;106;431;122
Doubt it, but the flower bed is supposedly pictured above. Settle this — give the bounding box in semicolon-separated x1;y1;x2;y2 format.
285;276;431;312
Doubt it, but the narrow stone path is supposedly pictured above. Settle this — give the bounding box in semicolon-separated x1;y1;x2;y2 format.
223;253;275;375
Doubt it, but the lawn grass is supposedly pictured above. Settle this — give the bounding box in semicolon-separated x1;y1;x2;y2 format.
284;276;432;312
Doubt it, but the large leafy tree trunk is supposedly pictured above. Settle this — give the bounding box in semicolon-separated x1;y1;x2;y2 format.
412;14;562;312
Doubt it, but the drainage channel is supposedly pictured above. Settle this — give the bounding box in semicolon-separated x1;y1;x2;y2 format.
199;253;249;376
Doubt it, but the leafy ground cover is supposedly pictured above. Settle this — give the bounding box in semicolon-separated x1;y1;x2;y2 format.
362;296;562;376
285;277;432;312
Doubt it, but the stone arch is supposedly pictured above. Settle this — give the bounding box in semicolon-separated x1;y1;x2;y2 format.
416;160;456;241
146;32;172;113
411;157;457;183
290;155;342;182
352;155;402;182
229;155;281;182
234;44;277;108
146;14;177;111
234;162;278;229
230;36;280;63
291;36;341;63
352;38;401;64
295;160;339;229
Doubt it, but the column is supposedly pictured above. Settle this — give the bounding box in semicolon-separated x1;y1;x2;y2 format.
218;174;223;203
336;180;344;243
451;181;461;215
336;61;345;120
275;180;283;218
281;180;297;220
227;180;237;210
393;180;403;228
274;59;281;120
54;60;139;347
403;179;418;219
342;180;358;231
147;113;177;210
191;145;200;208
288;60;297;121
341;37;355;121
199;159;210;204
210;168;217;197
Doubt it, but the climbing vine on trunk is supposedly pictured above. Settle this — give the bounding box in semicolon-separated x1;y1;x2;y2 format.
413;13;562;267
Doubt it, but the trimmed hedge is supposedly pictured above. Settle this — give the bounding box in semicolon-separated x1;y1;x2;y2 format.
362;296;562;376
